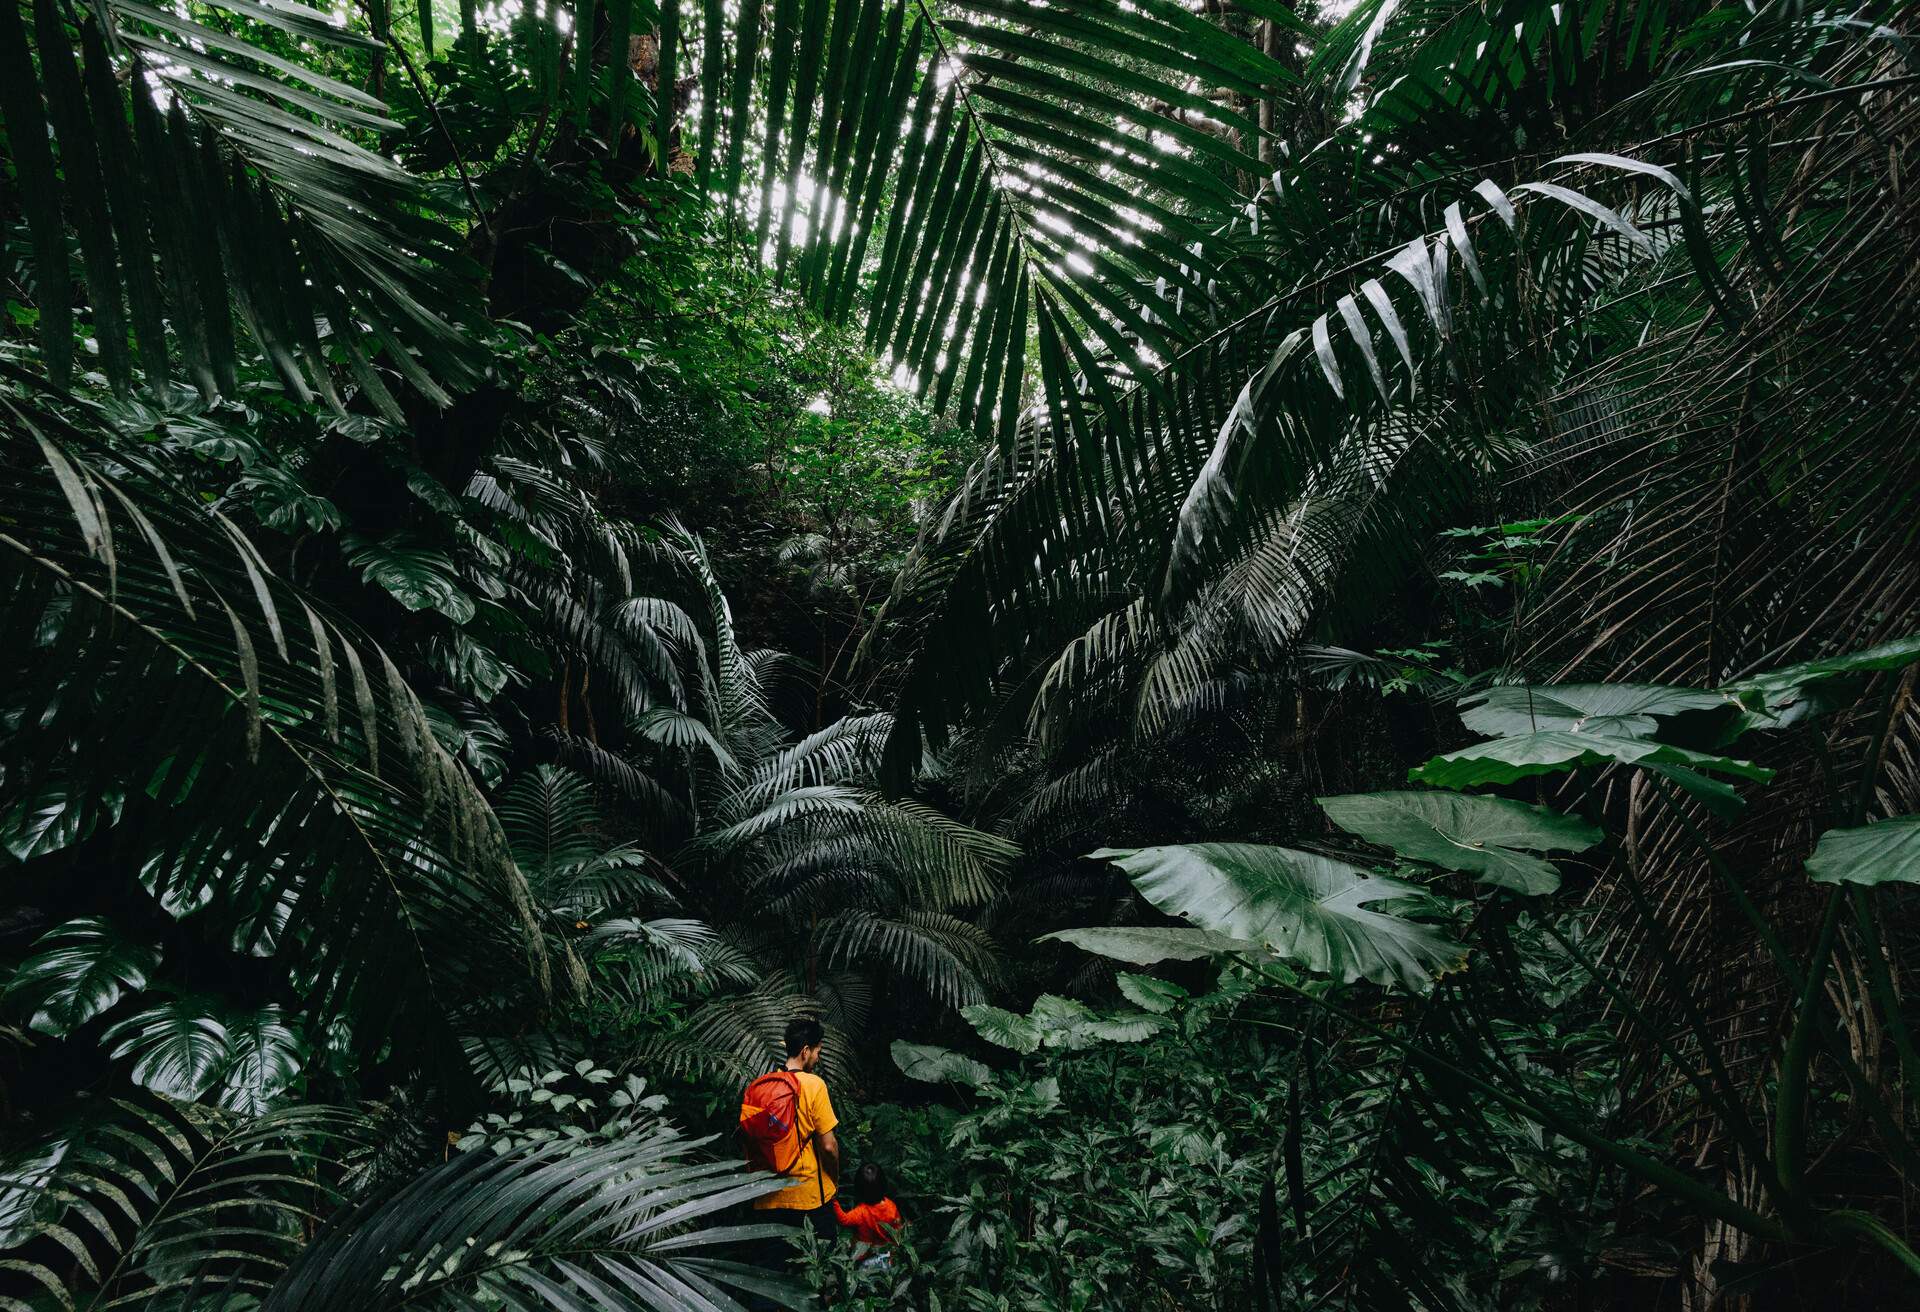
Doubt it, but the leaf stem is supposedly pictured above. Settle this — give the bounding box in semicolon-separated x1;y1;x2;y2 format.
1231;954;1790;1242
1534;916;1781;1208
1823;1209;1920;1280
1773;886;1844;1197
358;0;493;238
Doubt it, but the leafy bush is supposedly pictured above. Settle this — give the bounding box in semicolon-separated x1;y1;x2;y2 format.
814;952;1630;1311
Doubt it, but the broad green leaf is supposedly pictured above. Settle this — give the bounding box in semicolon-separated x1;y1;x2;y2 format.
1090;844;1466;990
1731;634;1920;696
1;788;124;861
1410;732;1774;795
1642;762;1747;822
891;1041;991;1088
1037;925;1251;964
1806;816;1920;887
1027;994;1167;1049
7;918;161;1037
103;1000;232;1100
1318;791;1601;894
1722;635;1920;731
1076;1013;1169;1045
1116;973;1189;1014
961;1003;1042;1054
962;995;1167;1053
346;536;476;623
216;1006;306;1115
1029;993;1094;1032
1457;684;1728;738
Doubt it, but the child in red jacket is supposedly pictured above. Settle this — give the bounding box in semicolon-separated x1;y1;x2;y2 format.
833;1163;902;1268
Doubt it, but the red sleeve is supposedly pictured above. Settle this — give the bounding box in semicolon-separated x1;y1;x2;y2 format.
832;1201;857;1227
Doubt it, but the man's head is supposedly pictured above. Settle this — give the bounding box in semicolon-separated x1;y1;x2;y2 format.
784;1016;825;1071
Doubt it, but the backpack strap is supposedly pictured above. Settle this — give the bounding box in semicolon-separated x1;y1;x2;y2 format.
771;1069;808;1175
780;1069;828;1207
768;1068;828;1207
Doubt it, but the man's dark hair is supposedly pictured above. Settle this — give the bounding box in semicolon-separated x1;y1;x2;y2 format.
784;1017;824;1057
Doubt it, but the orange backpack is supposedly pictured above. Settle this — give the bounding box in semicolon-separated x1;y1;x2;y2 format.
738;1070;806;1174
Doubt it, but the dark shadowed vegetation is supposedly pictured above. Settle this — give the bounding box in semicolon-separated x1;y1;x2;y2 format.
2;0;1917;1307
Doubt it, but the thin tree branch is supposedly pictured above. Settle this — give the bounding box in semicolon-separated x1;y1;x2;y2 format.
358;0;493;238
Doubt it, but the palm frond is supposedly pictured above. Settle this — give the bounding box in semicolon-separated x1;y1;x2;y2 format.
676;0;1295;456
0;1096;371;1311
0;381;552;1067
5;0;486;403
877;131;1745;772
815;907;998;1010
263;1120;801;1311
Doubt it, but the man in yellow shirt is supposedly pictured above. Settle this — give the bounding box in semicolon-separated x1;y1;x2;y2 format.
751;1016;841;1237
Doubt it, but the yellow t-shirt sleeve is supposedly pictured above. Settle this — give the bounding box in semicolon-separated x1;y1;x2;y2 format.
806;1076;838;1137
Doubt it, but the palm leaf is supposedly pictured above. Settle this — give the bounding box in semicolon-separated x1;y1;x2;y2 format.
0;381;552;1071
6;0;487;403
1090;842;1467;990
0;1097;370;1312
264;1131;802;1312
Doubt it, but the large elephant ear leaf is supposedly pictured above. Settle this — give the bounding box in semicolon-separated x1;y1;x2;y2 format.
1073;1012;1169;1045
1036;925;1253;964
1116;973;1188;1014
1409;732;1773;801
1722;634;1920;732
968;994;1170;1051
1806;815;1920;887
1457;684;1728;738
6;917;160;1036
1089;844;1465;991
891;1040;991;1088
960;1002;1043;1054
1318;791;1601;894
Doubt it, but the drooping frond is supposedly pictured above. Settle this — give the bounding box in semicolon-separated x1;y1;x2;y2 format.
666;0;1292;441
499;765;679;917
260;1120;798;1311
0;1097;371;1311
815;908;999;1011
4;0;486;403
0;381;551;1064
875;109;1793;771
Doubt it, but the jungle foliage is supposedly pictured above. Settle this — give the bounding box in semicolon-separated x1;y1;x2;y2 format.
2;0;1917;1307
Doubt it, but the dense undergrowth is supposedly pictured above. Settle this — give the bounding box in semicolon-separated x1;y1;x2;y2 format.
3;0;1918;1307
